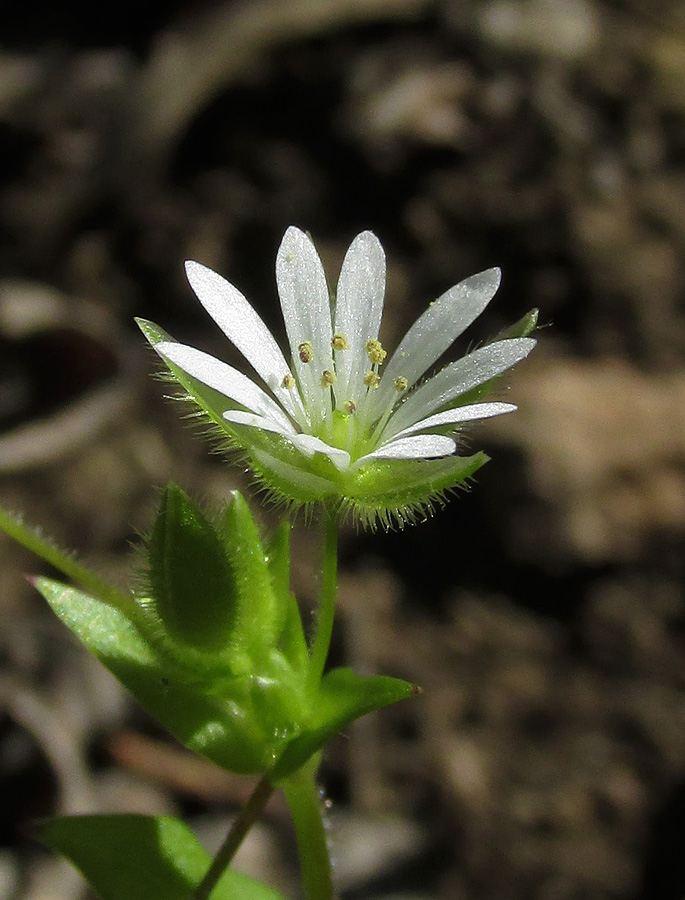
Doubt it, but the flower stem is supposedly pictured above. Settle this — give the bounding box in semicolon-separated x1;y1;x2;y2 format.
307;510;338;689
192;775;274;900
281;758;335;900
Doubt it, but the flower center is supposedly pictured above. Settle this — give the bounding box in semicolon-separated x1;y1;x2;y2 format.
291;333;408;462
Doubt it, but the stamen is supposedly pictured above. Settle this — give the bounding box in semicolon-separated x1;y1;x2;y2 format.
281;373;296;390
365;339;387;366
363;371;380;389
298;341;313;363
321;370;337;388
332;334;349;351
372;375;409;443
343;400;356;415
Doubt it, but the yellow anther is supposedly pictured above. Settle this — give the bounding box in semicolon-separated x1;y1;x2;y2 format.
394;376;408;392
363;371;380;389
281;373;296;390
321;370;337;387
343;400;356;415
332;334;349;351
365;339;387;365
298;341;313;363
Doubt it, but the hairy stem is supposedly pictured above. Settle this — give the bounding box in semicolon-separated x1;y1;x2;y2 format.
0;505;138;619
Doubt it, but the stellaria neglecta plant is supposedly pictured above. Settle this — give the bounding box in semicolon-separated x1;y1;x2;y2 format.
0;225;539;900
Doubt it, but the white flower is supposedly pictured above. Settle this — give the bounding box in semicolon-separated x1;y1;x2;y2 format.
139;227;536;525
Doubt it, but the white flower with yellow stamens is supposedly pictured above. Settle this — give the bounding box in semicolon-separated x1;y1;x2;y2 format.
137;227;537;527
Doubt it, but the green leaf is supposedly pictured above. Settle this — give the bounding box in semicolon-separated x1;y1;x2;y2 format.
38;814;286;900
273;667;417;779
33;577;279;773
147;483;239;652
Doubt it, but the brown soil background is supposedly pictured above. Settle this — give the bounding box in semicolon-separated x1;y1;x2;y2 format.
0;2;684;899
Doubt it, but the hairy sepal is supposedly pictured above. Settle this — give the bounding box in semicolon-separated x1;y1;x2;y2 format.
344;451;489;529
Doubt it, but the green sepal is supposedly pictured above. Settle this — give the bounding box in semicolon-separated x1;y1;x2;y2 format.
455;308;539;408
494;307;539;341
273;667;416;780
136;318;229;435
147;483;238;652
343;451;489;528
32;577;284;772
136;318;343;504
38;814;286;900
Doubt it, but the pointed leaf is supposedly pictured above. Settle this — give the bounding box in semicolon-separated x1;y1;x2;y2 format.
272;668;416;779
38;814;286;900
33;578;278;773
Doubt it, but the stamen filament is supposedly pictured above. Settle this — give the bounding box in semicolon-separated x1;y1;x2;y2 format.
370;376;408;444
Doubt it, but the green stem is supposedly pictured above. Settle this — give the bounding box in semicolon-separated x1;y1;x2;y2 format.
281;758;335;900
307;511;338;690
0;504;138;620
193;775;275;900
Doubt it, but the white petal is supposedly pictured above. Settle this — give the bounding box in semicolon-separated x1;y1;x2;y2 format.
332;231;386;407
276;227;334;427
184;261;306;425
383;337;536;440
290;434;351;472
374;268;501;417
356;434;456;465
157;341;292;430
223;409;297;437
390;401;517;440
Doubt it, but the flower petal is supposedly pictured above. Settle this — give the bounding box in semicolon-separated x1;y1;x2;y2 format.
374;268;501;417
290;434;351;472
223;409;297;438
332;231;386;408
356;434;456;466
157;341;292;429
184;261;307;426
383;337;535;440
276;227;334;428
390;401;517;440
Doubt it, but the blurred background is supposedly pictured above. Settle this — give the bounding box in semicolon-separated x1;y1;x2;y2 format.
1;1;684;898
